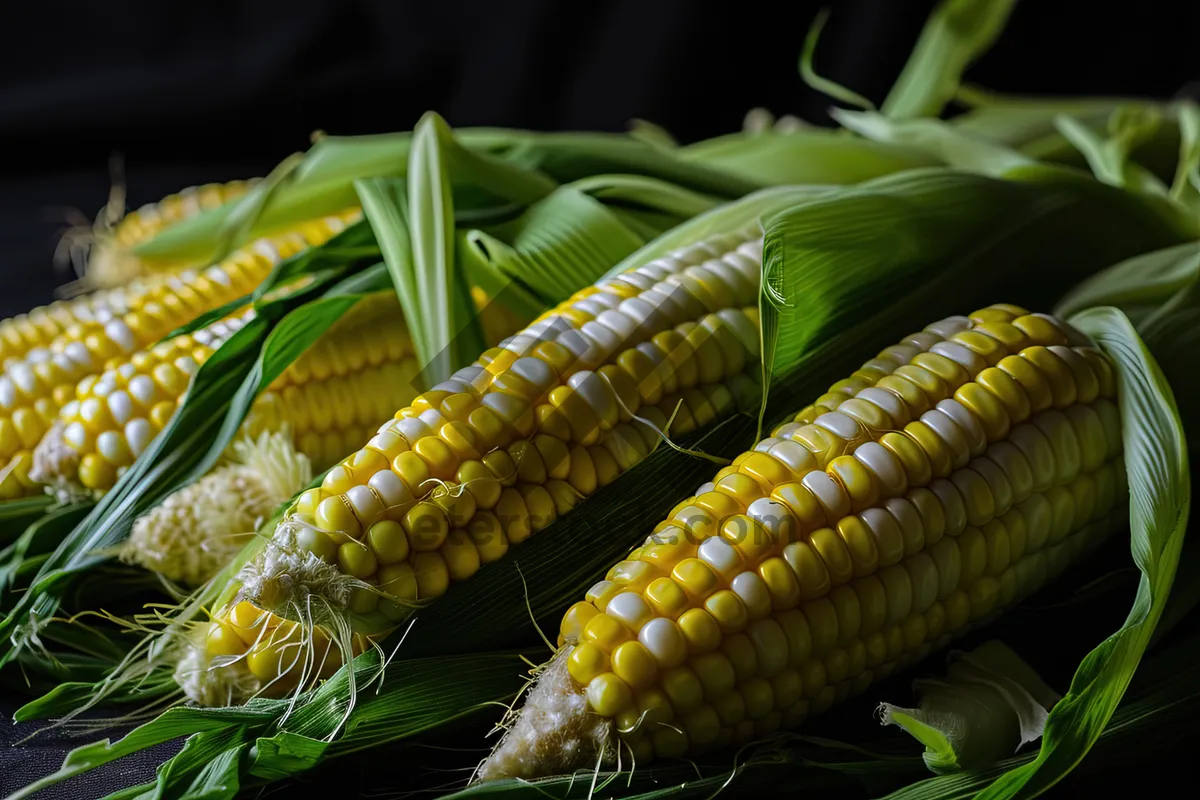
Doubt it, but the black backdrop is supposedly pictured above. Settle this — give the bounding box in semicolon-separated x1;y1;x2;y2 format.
3;0;1198;319
1;0;1198;797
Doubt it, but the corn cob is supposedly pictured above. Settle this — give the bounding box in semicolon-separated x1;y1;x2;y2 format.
0;212;359;500
105;179;259;255
86;179;260;287
476;304;1126;780
182;227;768;704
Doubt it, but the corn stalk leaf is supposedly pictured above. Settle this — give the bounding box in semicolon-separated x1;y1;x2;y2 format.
881;0;1018;120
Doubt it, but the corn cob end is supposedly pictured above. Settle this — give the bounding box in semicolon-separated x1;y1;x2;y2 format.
29;421;88;503
122;430;315;586
476;647;612;782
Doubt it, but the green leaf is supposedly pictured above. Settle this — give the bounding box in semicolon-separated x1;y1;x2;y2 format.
797;9;876;111
679;129;943;186
1054;107;1169;193
134;128;765;268
879;641;1062;773
949;92;1188;183
358;112;561;385
569;174;721;221
466;187;645;304
881;0;1018;120
830;110;1036;175
1055;241;1200;322
5;704;265;800
601;185;830;281
758;166;1196;425
0;496;55;546
1170;100;1200;205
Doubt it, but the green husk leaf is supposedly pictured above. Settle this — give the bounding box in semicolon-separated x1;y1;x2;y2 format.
466;187;644;303
1054;241;1200;322
758;165;1196;427
625;119;679;150
358;112;559;385
1053;108;1169;193
156;219;380;343
797;9;876;111
0;495;56;546
133;129;764;268
1170;100;1200;205
881;0;1017;120
679;129;942;185
569;174;721;221
949;91;1186;181
830;109;1036;175
879;641;1062;773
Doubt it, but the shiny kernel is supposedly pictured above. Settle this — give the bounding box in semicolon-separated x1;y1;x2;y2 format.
568;642;610;685
612;641;659;690
412;551;450;598
644;577;690;617
560;601;600;643
587;673;633;717
835;516;880;578
366;520;410;565
441;529;481;581
705;590;748;633
678;608;722;653
661;666;704;714
672;558;719;599
403;502;449;551
393;451;432;493
583;613;631;651
337;541;378;578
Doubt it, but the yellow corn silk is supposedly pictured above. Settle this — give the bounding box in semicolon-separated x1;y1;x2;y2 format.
0;210;360;501
179;227;769;706
475;304;1128;781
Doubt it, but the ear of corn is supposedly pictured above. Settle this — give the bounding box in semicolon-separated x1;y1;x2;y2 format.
105;180;260;254
475;303;1126;780
85;179;261;287
181;226;768;704
0;212;359;501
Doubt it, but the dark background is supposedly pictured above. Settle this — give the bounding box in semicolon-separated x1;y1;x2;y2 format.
1;0;1198;797
3;0;1198;320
